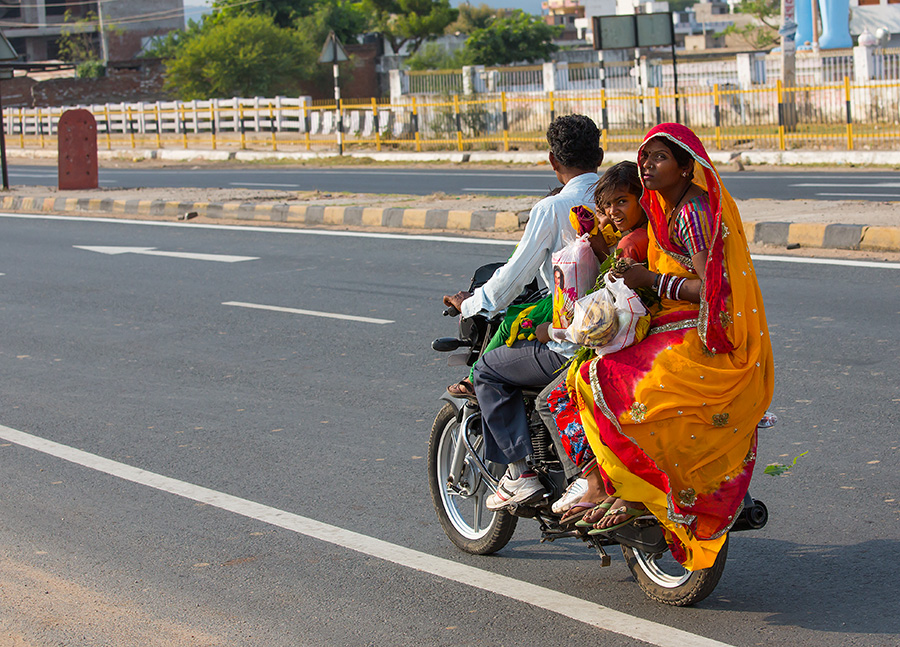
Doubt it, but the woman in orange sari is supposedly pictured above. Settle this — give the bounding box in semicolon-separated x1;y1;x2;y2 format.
574;123;774;571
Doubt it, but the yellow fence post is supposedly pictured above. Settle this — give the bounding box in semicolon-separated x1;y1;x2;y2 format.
210;103;217;150
371;98;381;152
37;107;44;148
714;84;722;150
269;101;277;151
238;103;246;150
453;94;463;152
104;105;112;150
549;90;555;123
600;89;608;151
844;76;854;151
302;102;311;151
776;80;785;151
412;96;421;152
127;106;135;148
653;87;661;124
154;104;162;149
501;92;509;152
180;104;188;149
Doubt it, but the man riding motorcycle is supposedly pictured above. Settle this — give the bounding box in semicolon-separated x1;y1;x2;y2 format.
442;114;602;511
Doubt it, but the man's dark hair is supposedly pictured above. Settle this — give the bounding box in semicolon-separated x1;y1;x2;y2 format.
546;114;603;171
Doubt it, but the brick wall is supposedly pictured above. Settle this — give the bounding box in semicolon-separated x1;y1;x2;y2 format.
2;45;381;108
3;60;171;108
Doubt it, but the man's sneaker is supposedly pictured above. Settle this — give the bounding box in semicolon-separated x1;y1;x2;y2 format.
551;478;588;514
486;472;546;511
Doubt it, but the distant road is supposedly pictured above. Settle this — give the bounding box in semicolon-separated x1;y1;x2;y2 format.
9;164;900;201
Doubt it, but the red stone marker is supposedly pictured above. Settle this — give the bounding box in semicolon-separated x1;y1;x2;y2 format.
58;109;98;190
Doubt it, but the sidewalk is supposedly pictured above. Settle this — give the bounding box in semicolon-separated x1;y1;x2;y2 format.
4;148;900;253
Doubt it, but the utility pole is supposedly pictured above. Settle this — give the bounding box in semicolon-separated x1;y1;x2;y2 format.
97;0;109;65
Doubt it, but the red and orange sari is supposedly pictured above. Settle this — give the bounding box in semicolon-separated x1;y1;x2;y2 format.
575;124;775;570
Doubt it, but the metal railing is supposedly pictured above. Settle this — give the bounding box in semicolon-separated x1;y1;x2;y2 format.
7;78;900;153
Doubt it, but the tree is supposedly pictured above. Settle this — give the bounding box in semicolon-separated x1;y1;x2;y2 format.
210;0;312;29
294;0;369;47
404;42;468;69
463;9;560;66
719;0;780;50
363;0;458;55
446;3;501;35
163;14;316;100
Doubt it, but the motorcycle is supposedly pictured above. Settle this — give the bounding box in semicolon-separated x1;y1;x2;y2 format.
429;262;775;606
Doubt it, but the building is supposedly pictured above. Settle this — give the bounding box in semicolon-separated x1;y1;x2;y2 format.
0;0;185;63
543;0;585;40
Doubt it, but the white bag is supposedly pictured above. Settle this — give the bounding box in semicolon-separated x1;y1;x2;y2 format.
565;272;649;356
550;234;599;330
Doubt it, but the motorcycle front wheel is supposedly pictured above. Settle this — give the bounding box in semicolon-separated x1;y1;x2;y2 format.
622;535;728;607
428;402;516;555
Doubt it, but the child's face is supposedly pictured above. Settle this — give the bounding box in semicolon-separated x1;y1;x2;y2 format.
603;188;643;233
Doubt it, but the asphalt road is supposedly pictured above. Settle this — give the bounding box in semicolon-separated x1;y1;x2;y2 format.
1;212;898;646
8;164;900;201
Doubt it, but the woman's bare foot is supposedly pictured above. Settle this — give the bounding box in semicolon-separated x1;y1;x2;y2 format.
593;498;647;530
578;495;617;524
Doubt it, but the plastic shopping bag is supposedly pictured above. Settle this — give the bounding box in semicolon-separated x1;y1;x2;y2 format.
550;234;599;330
567;272;650;356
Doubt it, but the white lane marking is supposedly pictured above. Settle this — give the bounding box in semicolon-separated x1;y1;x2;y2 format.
0;423;734;647
227;182;300;188
814;192;900;198
74;245;258;263
792;182;900;187
1;213;514;246
4;213;898;267
223;301;393;324
463;187;545;193
752;254;900;269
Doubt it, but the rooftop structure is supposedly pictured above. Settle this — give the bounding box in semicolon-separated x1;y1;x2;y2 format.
0;0;184;63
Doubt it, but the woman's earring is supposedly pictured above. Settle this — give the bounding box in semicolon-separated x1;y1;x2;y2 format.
682;171;689;177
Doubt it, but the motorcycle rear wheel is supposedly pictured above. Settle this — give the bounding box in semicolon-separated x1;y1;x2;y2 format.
428;402;517;555
622;535;728;607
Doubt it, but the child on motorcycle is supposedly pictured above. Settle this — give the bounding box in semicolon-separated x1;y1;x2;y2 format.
535;161;651;519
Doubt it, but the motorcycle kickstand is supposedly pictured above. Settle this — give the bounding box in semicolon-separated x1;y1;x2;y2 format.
588;539;612;567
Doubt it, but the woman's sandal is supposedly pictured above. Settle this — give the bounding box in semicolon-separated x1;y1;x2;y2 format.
447;379;476;399
574;500;614;528
558;501;597;527
586;505;648;535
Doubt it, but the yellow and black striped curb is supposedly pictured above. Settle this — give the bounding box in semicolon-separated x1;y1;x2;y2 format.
3;195;899;251
743;221;900;252
0;196;523;233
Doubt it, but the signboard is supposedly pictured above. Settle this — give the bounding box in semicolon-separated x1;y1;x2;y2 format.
592;13;674;51
636;13;674;48
592;15;637;50
318;31;349;64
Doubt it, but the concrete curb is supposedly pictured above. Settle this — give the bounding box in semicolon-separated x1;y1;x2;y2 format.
3;195;899;251
0;195;523;233
744;221;900;252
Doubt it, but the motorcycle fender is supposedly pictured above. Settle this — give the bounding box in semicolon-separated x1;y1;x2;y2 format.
439;392;468;415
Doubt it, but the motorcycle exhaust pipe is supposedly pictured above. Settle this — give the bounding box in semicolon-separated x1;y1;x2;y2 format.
731;498;768;532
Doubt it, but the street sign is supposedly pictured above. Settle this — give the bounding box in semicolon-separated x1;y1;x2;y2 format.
0;29;17;191
319;31;349;64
